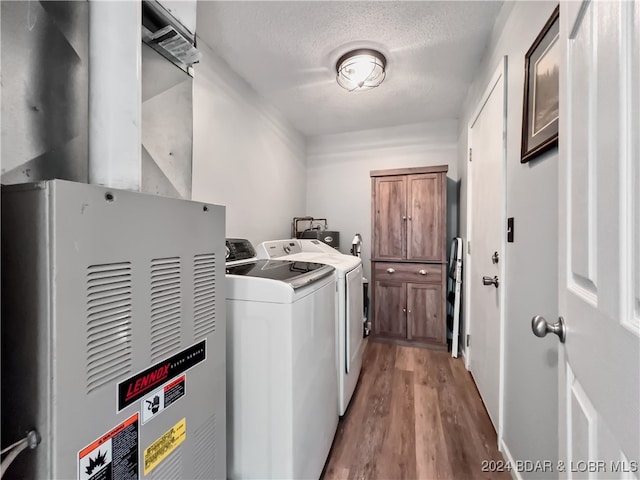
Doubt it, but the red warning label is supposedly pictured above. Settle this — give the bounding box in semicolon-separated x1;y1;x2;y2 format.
78;413;139;480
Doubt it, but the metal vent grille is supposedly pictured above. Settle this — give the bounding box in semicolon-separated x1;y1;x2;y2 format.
149;447;182;479
150;257;182;362
193;253;216;339
86;262;133;393
193;414;217;479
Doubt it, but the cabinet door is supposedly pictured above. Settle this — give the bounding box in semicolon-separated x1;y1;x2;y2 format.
407;282;444;344
373;176;406;260
373;279;406;339
407;173;444;261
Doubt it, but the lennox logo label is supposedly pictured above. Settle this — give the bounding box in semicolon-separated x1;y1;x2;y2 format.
125;364;170;402
117;340;206;411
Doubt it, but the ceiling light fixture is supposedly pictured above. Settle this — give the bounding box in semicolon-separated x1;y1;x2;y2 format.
336;49;387;92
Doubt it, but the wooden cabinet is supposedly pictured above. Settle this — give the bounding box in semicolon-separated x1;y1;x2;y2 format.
406;173;444;261
373;279;406;339
372;176;406;259
370;165;448;348
407;282;444;344
372;262;445;346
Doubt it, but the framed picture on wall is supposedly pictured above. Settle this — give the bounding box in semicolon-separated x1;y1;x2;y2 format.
521;5;560;164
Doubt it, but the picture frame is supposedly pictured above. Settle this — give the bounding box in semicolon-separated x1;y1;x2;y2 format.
521;5;560;164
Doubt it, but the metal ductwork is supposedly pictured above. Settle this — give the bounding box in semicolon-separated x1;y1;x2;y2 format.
142;1;200;74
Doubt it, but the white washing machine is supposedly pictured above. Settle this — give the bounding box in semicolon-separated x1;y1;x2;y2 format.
225;239;338;480
256;239;365;416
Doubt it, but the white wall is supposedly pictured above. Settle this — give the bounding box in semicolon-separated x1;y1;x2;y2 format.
191;38;307;245
458;1;559;474
306;120;458;281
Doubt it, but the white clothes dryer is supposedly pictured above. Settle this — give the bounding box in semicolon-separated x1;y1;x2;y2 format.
256;239;365;416
225;239;338;480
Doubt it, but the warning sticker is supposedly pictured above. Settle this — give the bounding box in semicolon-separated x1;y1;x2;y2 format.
144;418;186;475
141;375;186;424
78;413;139;480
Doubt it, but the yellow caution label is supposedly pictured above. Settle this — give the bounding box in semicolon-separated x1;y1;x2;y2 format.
143;418;186;475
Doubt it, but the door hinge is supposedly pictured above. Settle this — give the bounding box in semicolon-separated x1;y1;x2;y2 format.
469;147;472;162
467;241;471;254
466;334;470;347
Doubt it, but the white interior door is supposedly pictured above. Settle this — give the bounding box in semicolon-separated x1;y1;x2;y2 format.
467;59;506;434
557;0;640;475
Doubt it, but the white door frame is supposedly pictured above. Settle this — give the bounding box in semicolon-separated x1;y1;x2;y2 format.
464;57;508;445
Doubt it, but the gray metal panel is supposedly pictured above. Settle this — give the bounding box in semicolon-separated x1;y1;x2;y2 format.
1;1;89;184
141;44;193;199
1;181;226;479
142;145;183;198
1;183;53;479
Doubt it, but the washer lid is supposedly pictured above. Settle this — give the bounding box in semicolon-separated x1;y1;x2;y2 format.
225;259;334;289
255;240;361;275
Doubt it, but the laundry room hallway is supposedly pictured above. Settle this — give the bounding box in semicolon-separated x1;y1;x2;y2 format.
322;342;511;480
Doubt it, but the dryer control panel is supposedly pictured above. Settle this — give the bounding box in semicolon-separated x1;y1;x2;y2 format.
226;238;257;262
255;239;303;258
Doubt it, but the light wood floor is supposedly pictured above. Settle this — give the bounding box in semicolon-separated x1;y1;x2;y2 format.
322;340;511;480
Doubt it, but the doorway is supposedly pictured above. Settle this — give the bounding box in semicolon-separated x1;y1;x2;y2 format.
465;58;507;439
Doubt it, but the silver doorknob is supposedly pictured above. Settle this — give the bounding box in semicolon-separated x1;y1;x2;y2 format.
531;315;566;343
482;275;499;288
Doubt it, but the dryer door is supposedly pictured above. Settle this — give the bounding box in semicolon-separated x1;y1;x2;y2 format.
345;264;364;373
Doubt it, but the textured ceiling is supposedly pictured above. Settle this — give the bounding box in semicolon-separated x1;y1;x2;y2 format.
197;1;503;137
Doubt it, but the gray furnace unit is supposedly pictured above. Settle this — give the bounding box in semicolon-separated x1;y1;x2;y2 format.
1;180;226;479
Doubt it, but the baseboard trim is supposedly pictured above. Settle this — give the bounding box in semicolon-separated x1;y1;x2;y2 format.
460;347;469;370
499;438;523;480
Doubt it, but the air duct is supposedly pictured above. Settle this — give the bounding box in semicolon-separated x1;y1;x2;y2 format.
142;1;200;74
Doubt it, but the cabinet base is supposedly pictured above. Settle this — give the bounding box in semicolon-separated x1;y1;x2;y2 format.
369;335;447;351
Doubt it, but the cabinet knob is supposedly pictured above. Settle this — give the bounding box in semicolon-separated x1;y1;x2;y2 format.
418;269;427;275
386;268;395;274
408;216;412;220
408;309;412;314
402;308;407;313
402;216;406;221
